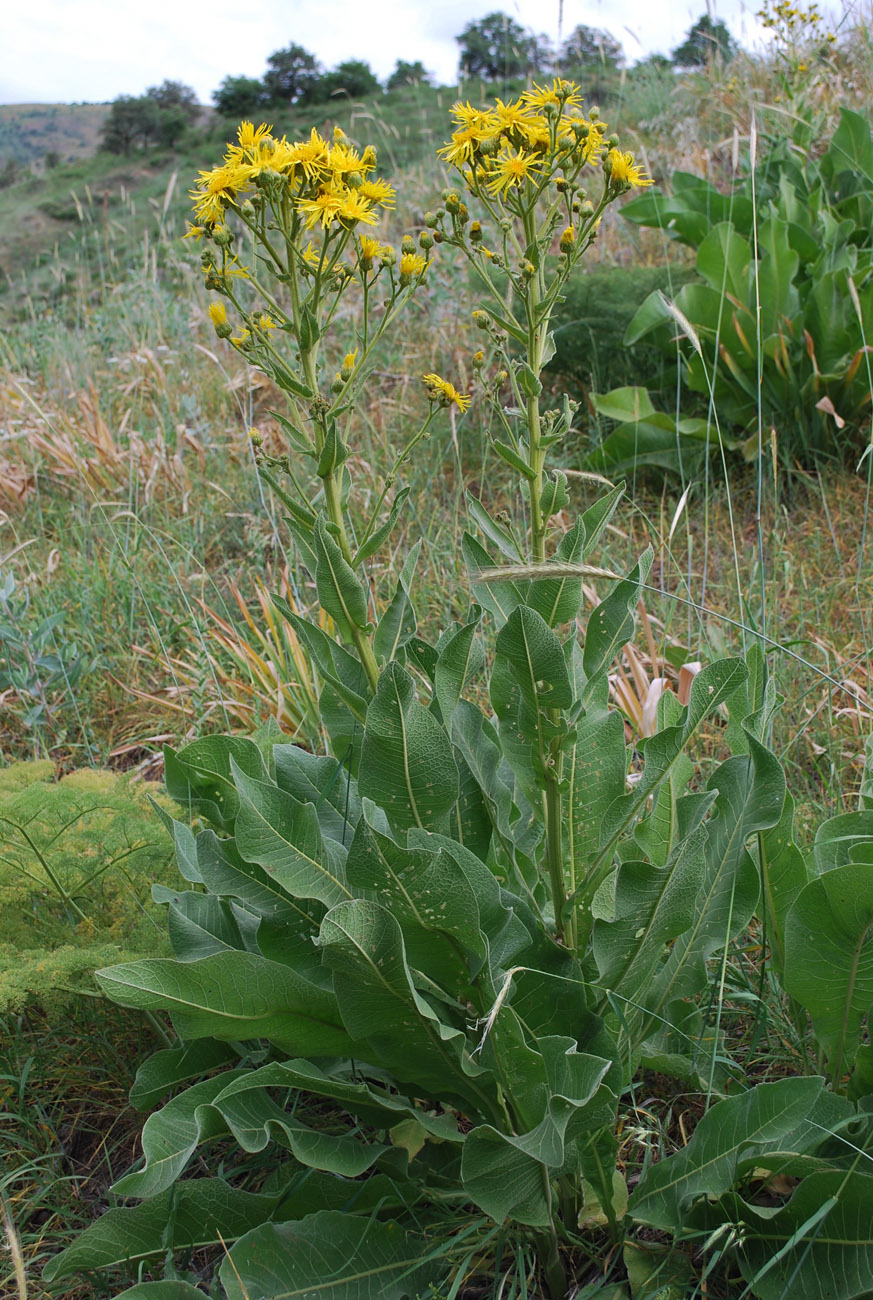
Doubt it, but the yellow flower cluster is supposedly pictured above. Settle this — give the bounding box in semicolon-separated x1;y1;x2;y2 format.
437;80;642;198
757;0;836;42
190;122;396;232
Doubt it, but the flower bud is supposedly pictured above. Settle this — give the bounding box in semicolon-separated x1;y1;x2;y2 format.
419;230;434;250
332;373;344;393
559;226;575;254
457;202;469;224
473;310;489;330
445;191;461;214
432;229;445;243
424;211;439;228
470;221;482;243
401;234;416;255
213;225;233;247
380;245;396;266
472;349;485;368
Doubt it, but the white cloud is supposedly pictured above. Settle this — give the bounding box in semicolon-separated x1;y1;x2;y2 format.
3;0;772;105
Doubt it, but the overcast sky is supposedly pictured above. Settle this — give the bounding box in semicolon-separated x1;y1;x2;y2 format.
5;1;777;105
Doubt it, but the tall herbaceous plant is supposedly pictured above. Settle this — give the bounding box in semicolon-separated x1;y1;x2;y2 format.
49;86;873;1300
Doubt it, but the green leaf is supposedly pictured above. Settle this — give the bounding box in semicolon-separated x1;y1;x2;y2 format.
467;494;522;561
345;812;486;989
167;891;253;961
273;746;360;845
373;540;421;665
113;1073;240;1198
273;598;371;719
96;951;350;1055
114;1286;205;1300
493;438;537;480
492;605;573;797
314;515;369;640
591;387;656;423
527;519;587;627
316;419;350;477
163;736;268;832
354;487;410;566
758;789;809;976
318;899;493;1111
232;759;351;909
129;1040;238;1111
696;222;752;299
783;863;873;1080
518;362;542;397
43;1179;278;1283
629;1077;826;1229
269;409;314;455
221;1211;440;1300
434;607;483;724
359;661;459;831
462;532;525;625
582;550;653;688
828;106;873;185
565;709;627;903
812;810;873;872
195;828;322;930
739;1170;873;1300
461;1037;612;1226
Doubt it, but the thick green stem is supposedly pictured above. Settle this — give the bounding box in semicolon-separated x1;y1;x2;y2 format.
537;1168;567;1298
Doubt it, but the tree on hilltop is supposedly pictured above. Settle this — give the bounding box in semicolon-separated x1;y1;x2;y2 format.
263;43;323;106
457;11;550;81
214;75;270;119
672;14;737;66
145;79;200;118
559;24;624;99
387;59;433;90
317;60;381;100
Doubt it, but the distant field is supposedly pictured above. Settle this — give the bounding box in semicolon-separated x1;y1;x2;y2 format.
0;102;110;163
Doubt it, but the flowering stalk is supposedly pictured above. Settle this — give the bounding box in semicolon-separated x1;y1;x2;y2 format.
434;79;652;946
188;122;449;699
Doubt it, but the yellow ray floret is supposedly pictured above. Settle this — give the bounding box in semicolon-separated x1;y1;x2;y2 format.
422;373;471;411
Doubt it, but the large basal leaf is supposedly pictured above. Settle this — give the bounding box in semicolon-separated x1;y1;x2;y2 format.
738;1170;873;1300
194;827;323;931
783;863;873;1080
757;789;809;976
318;898;495;1114
129;1039;238;1111
462;1034;612;1226
629;1077;825;1230
231;759;351;908
273;745;361;846
358;660;459;831
345;813;486;990
43;1179;278;1283
163;735;268;831
221;1211;440;1300
565;708;626;901
113;1073;241;1198
166;890;257;961
643;741;784;1035
97;950;350;1055
812;810;873;872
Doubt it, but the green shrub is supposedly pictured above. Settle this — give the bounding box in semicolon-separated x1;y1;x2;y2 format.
549;262;692;397
0;764;180;1013
590;107;873;472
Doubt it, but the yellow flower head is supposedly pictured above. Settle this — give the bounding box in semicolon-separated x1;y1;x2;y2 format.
422;373;471;412
252;312;276;332
493;97;538;140
400;251;428;278
358;177;395;207
607;148;653;189
358;235;384;267
208;301;227;327
522;79;583;111
485;147;543;198
288;128;331;181
238;121;273;150
336;188;379;227
296;185;345;229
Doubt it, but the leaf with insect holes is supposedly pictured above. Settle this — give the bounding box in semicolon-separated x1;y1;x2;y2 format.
359;661;458;831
